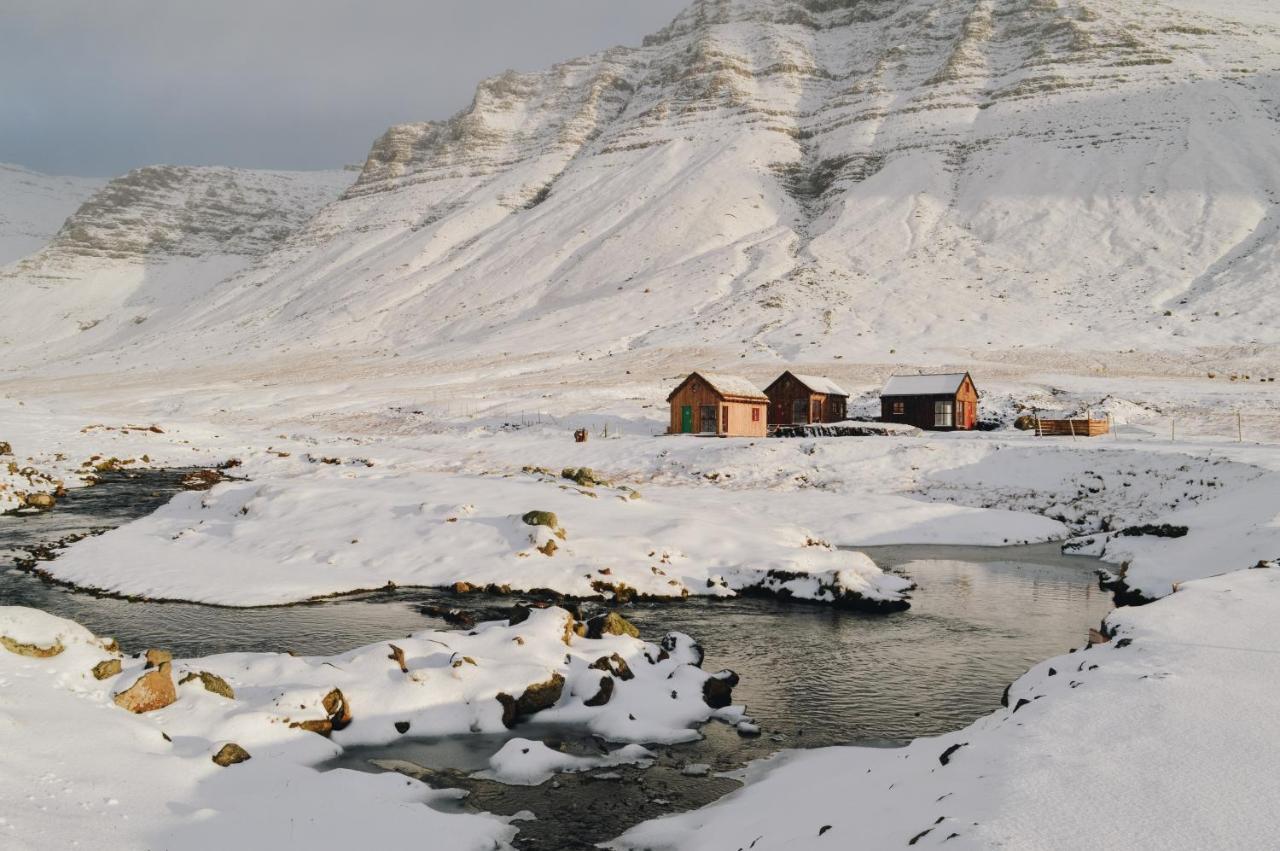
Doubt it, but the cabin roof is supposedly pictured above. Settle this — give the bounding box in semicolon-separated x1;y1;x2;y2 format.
788;373;849;397
881;372;969;396
668;372;768;402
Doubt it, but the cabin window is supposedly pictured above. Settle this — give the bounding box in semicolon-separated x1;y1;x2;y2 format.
792;399;808;424
811;400;822;422
891;401;905;415
751;407;760;422
699;405;716;433
934;400;954;427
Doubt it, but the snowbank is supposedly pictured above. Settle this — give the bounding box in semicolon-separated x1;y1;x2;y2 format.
0;604;734;849
614;566;1280;850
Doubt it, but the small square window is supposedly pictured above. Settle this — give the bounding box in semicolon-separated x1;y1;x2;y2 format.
892;401;905;415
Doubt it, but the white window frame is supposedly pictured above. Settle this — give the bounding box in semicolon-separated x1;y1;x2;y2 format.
934;400;954;428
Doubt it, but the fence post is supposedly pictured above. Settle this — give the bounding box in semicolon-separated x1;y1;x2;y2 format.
1237;411;1243;442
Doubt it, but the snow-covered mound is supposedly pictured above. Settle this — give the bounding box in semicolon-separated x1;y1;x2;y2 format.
0;165;352;359
0;163;102;266
5;0;1278;377
0;604;733;848
614;565;1280;850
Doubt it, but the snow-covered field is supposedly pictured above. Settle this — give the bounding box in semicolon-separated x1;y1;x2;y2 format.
0;602;735;849
3;0;1280;846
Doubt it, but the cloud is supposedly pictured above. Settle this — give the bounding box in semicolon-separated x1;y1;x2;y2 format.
0;0;690;176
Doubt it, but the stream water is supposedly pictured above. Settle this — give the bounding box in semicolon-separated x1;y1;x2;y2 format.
0;470;1115;848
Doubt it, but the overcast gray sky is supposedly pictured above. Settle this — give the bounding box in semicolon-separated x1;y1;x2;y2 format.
1;0;690;177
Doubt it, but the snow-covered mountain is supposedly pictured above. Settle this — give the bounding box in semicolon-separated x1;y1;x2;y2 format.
0;165;352;357
4;0;1279;375
0;164;102;266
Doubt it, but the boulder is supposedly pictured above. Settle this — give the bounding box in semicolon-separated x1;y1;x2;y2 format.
0;441;11;455
22;492;56;511
583;676;614;707
496;672;566;728
180;469;226;491
701;670;740;709
211;743;251;767
92;659;123;680
290;688;353;736
537;539;558;557
144;649;173;668
113;662;177;713
521;510;560;529
178;670;235;699
588;652;635;681
585;611;640;640
561;467;609;488
1;635;64;657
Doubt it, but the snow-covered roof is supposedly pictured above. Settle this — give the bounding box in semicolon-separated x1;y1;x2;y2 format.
673;372;768;401
789;373;849;397
881;373;969;396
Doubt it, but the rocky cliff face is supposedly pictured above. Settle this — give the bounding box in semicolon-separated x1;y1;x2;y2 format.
0;166;351;358
6;0;1280;374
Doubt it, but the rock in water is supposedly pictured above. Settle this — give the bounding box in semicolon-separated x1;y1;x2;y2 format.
585;611;640;639
22;492;56;511
113;662;177;713
701;670;740;709
211;743;251;767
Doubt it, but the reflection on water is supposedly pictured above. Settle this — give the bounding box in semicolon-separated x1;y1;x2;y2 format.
1;473;1115;848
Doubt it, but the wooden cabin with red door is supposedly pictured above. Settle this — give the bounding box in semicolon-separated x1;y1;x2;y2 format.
880;372;978;431
666;372;768;437
764;371;849;426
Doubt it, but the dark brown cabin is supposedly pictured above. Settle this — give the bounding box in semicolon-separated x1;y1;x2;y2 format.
880;372;978;431
764;371;849;425
666;372;768;437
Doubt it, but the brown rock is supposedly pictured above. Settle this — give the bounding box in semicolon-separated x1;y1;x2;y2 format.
536;538;558;557
293;688;353;736
211;743;251;766
583;676;614;707
144;649;173;668
585;611;640;640
496;672;566;728
452;581;473;594
0;635;64;657
589;652;635;681
92;659;123;680
180;469;225;491
178;670;235;699
23;492;56;511
114;662;177;713
388;644;408;673
0;441;11;455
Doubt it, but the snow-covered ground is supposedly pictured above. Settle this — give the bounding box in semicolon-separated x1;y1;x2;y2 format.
614;566;1280;850
0;603;732;849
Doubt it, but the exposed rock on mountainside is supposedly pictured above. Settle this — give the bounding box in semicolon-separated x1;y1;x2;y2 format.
0;165;351;356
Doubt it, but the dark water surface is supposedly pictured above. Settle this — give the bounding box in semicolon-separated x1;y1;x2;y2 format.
1;471;1115;849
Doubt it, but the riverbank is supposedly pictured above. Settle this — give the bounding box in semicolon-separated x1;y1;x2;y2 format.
616;564;1280;850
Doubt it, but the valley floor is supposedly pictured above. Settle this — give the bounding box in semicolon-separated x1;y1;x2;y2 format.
1;359;1278;848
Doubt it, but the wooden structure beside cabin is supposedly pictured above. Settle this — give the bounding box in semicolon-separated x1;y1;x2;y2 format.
1033;417;1110;437
764;371;849;425
880;372;978;431
666;372;768;437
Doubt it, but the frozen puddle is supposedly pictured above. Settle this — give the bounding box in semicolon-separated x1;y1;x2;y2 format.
2;477;1114;849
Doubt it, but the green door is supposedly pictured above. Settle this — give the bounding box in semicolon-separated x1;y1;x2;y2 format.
680;405;693;433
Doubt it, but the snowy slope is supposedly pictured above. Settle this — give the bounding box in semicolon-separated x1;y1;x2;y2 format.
0;165;353;360
5;0;1274;379
0;164;102;266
